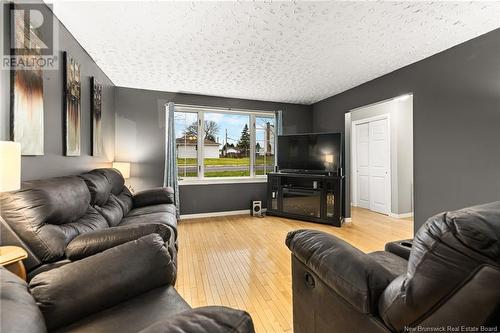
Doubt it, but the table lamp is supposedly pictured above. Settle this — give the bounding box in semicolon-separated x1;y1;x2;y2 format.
112;162;130;179
0;141;21;192
112;162;133;193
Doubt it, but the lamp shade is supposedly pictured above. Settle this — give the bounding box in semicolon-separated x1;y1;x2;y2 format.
112;162;130;179
0;141;21;192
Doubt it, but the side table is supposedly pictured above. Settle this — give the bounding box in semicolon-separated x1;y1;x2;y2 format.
0;246;28;281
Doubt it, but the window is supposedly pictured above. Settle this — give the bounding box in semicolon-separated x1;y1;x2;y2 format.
255;115;275;176
175;111;198;178
204;112;250;177
175;106;277;181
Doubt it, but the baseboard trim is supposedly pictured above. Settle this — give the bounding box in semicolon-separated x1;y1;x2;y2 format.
389;212;413;219
180;209;251;220
344;217;352;223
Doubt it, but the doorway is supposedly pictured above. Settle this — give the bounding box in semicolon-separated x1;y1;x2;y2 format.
348;94;413;218
353;115;390;214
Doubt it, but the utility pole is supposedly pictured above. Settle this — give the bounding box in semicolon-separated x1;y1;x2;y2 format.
225;129;228;157
266;122;270;154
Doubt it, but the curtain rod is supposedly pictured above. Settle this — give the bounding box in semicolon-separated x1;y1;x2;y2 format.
171;103;277;115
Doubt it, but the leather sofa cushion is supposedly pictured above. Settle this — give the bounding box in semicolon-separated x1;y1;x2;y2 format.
0;177;102;262
58;207;109;240
86;169;133;217
6;177;91;225
30;234;176;330
379;201;500;331
27;260;72;281
138;306;255;333
121;212;178;238
0;268;47;333
133;188;174;208
95;194;123;227
65;223;173;260
367;251;408;278
126;204;176;218
55;286;190;333
80;172;111;206
93;168;125;196
116;187;133;216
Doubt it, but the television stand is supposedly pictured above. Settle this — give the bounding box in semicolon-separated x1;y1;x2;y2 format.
266;172;344;227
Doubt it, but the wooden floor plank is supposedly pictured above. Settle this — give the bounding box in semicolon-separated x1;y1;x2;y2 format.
176;207;413;333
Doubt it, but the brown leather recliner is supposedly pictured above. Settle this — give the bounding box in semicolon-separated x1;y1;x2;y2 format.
286;202;500;332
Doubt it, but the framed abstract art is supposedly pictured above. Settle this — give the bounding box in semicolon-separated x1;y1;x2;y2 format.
91;77;103;156
63;51;81;156
10;4;45;156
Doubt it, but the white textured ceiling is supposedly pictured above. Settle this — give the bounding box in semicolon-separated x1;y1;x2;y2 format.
48;1;500;105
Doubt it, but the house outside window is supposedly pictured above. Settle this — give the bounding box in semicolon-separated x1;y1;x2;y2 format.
175;106;276;182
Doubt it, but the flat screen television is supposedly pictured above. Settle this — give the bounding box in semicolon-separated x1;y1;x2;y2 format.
277;133;342;174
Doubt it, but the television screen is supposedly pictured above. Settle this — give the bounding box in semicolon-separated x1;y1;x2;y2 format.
277;133;342;173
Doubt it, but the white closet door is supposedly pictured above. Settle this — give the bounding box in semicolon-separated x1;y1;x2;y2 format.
369;118;390;214
356;122;370;209
355;117;390;214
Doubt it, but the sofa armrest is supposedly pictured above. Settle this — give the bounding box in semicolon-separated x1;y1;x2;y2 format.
384;239;413;260
29;234;175;331
286;229;395;314
139;306;255;333
65;223;173;260
133;187;174;208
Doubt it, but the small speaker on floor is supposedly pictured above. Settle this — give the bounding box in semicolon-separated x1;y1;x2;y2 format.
252;200;263;217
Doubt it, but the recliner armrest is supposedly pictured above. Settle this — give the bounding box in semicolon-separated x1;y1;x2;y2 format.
286;229;396;314
65;223;173;260
133;187;174;208
139;306;255;333
30;234;176;331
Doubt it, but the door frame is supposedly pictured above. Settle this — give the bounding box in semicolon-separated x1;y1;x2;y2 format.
351;114;392;215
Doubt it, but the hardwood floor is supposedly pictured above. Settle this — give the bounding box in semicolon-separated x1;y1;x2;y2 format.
176;207;413;333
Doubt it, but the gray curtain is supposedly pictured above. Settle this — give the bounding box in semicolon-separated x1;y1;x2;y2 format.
275;110;283;170
275;110;283;135
164;102;180;218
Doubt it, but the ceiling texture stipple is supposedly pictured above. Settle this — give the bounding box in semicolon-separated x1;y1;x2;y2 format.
48;1;500;105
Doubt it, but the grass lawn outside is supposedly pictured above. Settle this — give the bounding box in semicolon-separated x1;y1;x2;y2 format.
205;170;250;177
177;157;274;178
177;157;274;166
178;170;272;178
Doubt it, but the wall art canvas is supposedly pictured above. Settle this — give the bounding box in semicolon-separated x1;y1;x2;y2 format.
63;52;81;156
10;6;44;155
91;77;103;156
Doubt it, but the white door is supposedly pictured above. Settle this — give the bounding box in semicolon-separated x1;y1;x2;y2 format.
356;123;370;209
355;118;390;214
369;119;390;214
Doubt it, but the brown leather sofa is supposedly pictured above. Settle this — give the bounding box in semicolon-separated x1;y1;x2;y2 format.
0;168;178;279
1;234;255;333
286;202;500;332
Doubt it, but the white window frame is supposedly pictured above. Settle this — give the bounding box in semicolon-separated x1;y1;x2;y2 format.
175;105;277;185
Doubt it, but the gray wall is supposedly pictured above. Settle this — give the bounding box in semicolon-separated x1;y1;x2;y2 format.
0;4;10;141
348;97;413;216
0;2;115;180
312;28;500;231
114;87;312;215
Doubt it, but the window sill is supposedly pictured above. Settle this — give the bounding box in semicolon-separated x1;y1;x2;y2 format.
179;177;267;186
